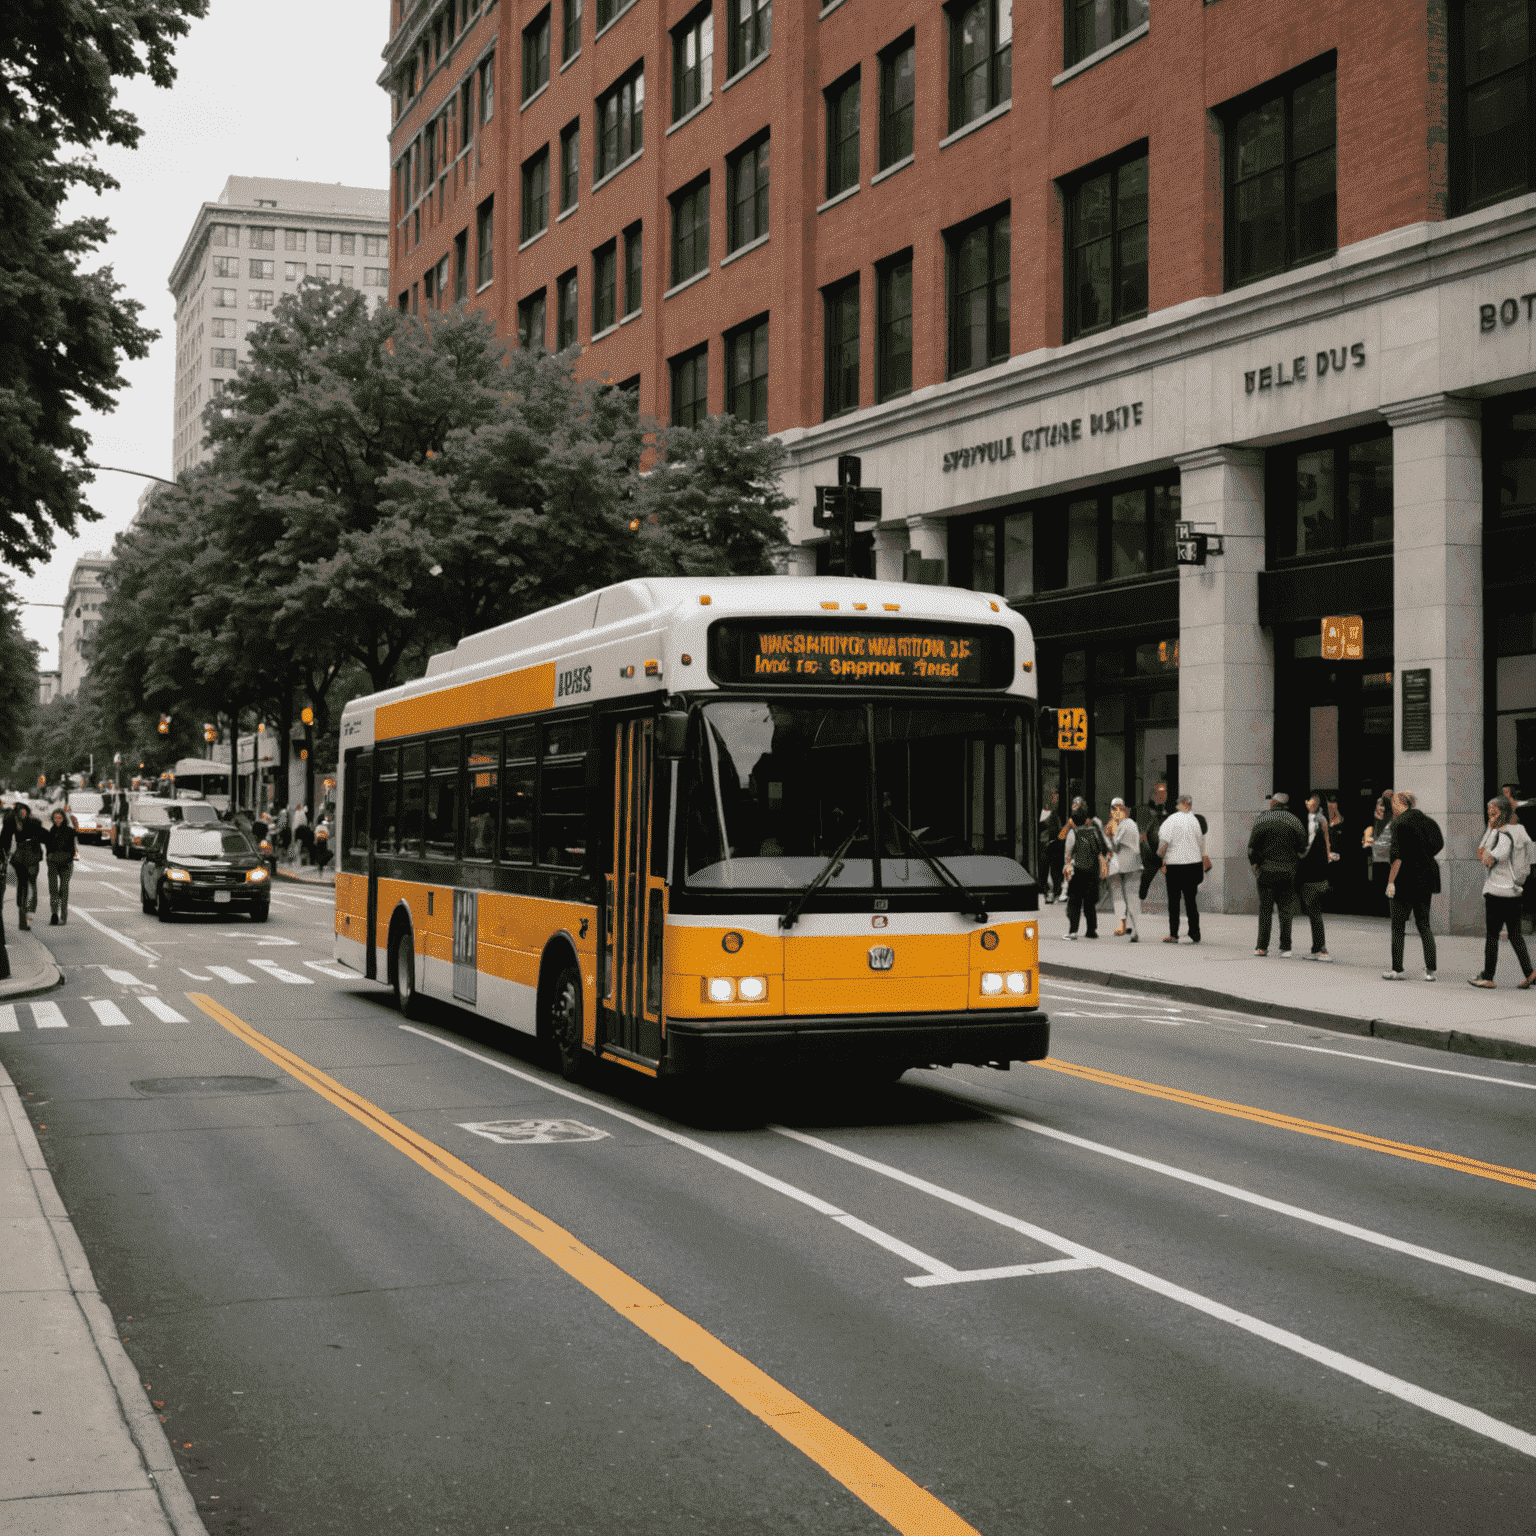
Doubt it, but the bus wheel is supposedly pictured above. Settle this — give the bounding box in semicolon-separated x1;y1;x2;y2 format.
393;930;424;1020
550;965;586;1083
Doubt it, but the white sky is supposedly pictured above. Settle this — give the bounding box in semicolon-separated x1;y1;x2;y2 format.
20;0;389;669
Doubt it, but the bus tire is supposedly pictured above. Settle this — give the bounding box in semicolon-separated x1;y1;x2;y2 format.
550;964;586;1083
393;929;424;1020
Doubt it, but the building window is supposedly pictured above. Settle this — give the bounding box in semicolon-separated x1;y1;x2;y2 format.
727;317;768;424
480;53;496;122
461;76;476;150
727;133;769;251
285;261;307;282
213;287;237;307
247;290;275;310
455;228;469;300
1225;61;1336;289
211;317;235;338
557;268;578;348
315;231;333;254
1266;427;1394;561
1457;0;1536;211
1065;0;1147;69
879;32;915;169
249;227;275;250
365;267;389;287
339;233;356;255
522;148;550;240
477;196;494;286
560;120;581;211
948;0;1011;133
826;71;860;198
594;241;617;332
524;8;551;100
946;207;1009;378
596;65;644;179
563;0;582;62
210;223;237;246
249;258;274;279
316;262;332;280
673;6;713;121
596;0;632;25
284;229;307;251
623;222;642;313
520;289;547;349
211;348;237;369
727;0;770;76
213;255;238;278
671;344;708;426
339;266;354;287
824;278;859;419
364;234;386;258
670;175;710;284
1064;148;1148;341
877;253;912;401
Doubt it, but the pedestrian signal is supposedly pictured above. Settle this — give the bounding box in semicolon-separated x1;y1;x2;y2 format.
1057;707;1088;750
300;707;314;725
1321;615;1364;660
157;714;170;735
203;723;217;743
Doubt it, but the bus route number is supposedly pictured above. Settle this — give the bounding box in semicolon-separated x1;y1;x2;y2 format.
557;665;592;698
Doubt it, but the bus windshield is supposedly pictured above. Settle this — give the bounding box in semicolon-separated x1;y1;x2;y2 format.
68;792;111;814
682;699;1031;892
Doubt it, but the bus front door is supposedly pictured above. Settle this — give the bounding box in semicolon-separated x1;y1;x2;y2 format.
605;718;664;1063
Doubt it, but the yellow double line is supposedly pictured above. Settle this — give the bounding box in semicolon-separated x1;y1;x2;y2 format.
185;996;980;1536
1035;1057;1536;1191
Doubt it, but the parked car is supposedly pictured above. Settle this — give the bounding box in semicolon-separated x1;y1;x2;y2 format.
66;789;114;843
112;797;221;859
139;825;271;922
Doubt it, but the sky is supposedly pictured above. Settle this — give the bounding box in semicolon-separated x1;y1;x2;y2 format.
20;0;391;669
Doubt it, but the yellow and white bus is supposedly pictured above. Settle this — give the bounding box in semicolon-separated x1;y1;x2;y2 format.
333;576;1049;1080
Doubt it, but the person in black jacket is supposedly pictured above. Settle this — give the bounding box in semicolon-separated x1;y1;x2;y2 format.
1384;791;1443;981
1247;792;1307;956
6;804;44;930
44;809;78;926
1295;793;1338;961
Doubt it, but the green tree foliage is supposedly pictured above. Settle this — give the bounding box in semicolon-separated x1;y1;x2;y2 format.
0;583;41;768
0;0;209;571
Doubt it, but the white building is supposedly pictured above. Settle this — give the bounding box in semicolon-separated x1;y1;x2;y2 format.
57;553;111;699
166;176;390;478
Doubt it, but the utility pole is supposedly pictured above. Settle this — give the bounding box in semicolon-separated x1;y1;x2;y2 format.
812;454;883;576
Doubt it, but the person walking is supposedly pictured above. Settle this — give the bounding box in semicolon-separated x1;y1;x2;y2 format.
1296;793;1338;961
1063;806;1107;939
1158;794;1207;943
1248;792;1307;957
1365;791;1395;914
44;808;78;926
1383;790;1443;981
1468;796;1535;988
1106;798;1142;941
294;803;314;866
1136;782;1169;902
1039;791;1064;905
5;803;44;930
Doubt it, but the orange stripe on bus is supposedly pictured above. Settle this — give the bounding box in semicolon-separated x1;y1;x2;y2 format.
375;661;556;740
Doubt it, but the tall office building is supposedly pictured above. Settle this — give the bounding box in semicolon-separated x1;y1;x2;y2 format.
383;1;1536;932
58;553;112;699
167;177;391;477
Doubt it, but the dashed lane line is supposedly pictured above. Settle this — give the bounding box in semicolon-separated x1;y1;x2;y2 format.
1258;1040;1536;1090
69;906;158;960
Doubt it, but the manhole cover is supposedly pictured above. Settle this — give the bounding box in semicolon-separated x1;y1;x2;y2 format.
132;1077;283;1096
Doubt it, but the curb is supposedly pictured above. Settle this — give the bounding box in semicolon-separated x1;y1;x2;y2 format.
0;929;63;1002
1;1070;206;1536
1041;961;1536;1065
274;868;333;887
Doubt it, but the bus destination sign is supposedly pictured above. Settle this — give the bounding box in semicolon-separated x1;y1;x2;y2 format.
709;620;1012;688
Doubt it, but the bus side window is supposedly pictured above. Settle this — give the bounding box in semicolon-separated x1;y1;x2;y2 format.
501;725;536;863
348;752;372;858
400;742;427;854
373;746;399;853
465;733;499;861
424;736;459;858
539;717;588;869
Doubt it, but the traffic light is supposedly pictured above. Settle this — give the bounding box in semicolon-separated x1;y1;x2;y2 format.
157;714;171;735
203;723;217;743
300;707;314;726
812;455;883;576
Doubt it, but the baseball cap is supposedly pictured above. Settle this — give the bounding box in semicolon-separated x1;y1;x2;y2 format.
1110;797;1126;807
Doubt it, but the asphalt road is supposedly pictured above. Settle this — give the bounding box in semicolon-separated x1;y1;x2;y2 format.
3;848;1534;1535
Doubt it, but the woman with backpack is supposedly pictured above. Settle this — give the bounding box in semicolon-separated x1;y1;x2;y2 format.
1063;806;1108;940
1469;795;1535;989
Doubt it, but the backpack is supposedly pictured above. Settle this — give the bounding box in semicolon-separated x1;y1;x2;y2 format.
1070;824;1103;873
1508;825;1534;893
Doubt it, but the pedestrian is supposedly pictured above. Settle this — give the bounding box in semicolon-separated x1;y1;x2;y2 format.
294;803;314;866
1365;791;1395;913
1105;798;1142;941
1468;796;1535;988
312;817;332;871
1063;806;1107;939
1383;790;1443;981
4;802;44;930
1136;782;1170;902
44;808;78;926
275;804;292;859
1157;794;1208;943
1295;793;1338;961
1038;790;1063;904
1247;792;1307;957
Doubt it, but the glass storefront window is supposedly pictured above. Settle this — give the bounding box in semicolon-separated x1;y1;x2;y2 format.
1487;401;1536;520
1270;426;1392;561
1347;435;1393;544
1067;498;1097;587
971;522;997;593
1110;489;1148;577
1295;448;1335;554
1003;510;1033;598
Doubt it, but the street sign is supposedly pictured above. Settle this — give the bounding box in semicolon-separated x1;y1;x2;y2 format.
1057;707;1088;750
1321;615;1364;660
1176;533;1208;566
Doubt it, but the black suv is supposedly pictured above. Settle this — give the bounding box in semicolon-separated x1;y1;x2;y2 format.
139;825;272;921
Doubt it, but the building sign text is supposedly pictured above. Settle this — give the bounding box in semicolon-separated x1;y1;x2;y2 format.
941;401;1145;473
1246;343;1365;394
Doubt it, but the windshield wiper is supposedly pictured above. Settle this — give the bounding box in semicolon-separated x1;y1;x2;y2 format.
885;811;989;924
779;825;863;931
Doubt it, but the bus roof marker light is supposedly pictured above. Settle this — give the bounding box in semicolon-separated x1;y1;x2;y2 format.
882;603;900;612
721;932;743;953
1021;660;1033;672
820;601;839;610
680;653;692;665
989;601;1000;612
644;660;660;676
620;665;635;678
853;602;868;611
698;595;712;605
980;930;999;951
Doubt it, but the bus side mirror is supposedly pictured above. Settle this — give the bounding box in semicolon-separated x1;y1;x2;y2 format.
655;711;689;760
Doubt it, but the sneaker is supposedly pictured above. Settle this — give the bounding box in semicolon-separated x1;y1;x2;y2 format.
1424;971;1437;982
1382;970;1405;981
1163;935;1179;943
1065;932;1078;941
1189;935;1201;943
1279;950;1293;959
1254;948;1267;957
1468;977;1495;989
1303;952;1332;963
1128;933;1139;944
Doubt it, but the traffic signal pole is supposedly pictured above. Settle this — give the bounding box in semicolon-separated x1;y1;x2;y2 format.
812;454;883;576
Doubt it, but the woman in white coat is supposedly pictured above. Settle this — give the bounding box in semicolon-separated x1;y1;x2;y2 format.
1107;798;1142;942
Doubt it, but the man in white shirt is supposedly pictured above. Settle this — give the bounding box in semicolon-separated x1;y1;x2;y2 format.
1157;794;1206;943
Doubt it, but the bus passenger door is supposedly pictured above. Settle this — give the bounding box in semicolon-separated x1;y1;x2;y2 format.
605;718;664;1061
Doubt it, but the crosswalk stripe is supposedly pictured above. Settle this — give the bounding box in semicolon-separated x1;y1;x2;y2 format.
103;968;145;986
249;959;312;985
207;966;256;985
0;1005;16;1032
303;960;355;979
90;1000;133;1027
31;1002;67;1029
139;996;187;1023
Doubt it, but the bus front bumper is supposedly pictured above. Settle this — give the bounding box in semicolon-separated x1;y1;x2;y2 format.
660;1009;1049;1076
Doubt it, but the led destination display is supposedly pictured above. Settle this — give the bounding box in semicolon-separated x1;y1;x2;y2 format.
709;620;1013;688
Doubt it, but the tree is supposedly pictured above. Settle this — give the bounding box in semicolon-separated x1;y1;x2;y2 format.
0;582;40;767
0;0;209;571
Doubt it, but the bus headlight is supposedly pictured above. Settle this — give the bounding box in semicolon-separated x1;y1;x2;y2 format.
1005;971;1029;995
980;972;1004;996
706;978;735;1002
736;976;766;1002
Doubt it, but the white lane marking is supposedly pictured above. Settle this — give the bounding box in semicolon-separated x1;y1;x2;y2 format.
139;997;187;1023
206;966;256;986
831;1214;959;1279
280;891;336;905
179;969;212;981
89;1000;133;1028
1258;1040;1536;1090
770;1125;1536;1460
102;968;145;987
303;960;356;979
1046;982;1275;1027
248;959;312;985
0;1005;16;1032
1045;988;1184;1010
31;1002;68;1029
909;1258;1098;1289
71;907;159;960
1053;1011;1187;1024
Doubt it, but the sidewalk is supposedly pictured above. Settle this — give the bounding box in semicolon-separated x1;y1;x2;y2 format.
1040;906;1536;1063
0;933;203;1535
274;861;333;887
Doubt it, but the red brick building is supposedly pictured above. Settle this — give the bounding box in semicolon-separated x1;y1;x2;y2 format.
384;0;1536;934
